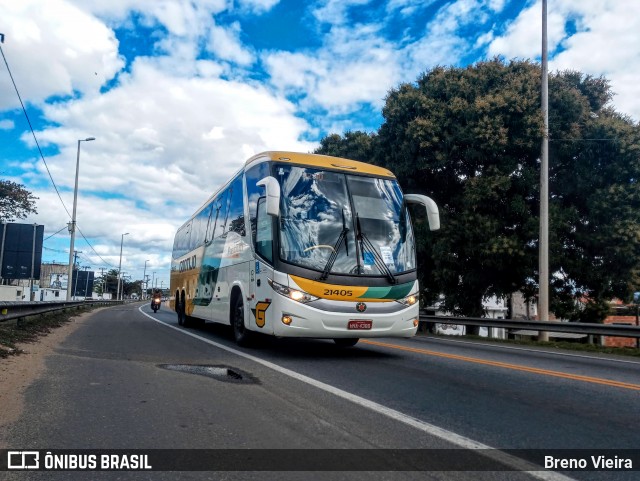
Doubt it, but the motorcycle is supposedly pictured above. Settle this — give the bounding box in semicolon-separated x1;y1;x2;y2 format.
151;296;162;313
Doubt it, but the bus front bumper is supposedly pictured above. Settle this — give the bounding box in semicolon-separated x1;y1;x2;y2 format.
269;295;419;339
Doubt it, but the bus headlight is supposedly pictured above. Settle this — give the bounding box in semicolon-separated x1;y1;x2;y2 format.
396;292;419;306
268;279;318;304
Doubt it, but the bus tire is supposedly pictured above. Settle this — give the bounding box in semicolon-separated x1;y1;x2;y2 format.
177;291;186;326
334;338;359;347
232;296;252;346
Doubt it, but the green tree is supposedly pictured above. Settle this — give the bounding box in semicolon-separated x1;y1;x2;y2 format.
318;59;640;322
0;180;38;222
547;76;640;320
123;279;143;298
316;131;376;163
100;269;119;297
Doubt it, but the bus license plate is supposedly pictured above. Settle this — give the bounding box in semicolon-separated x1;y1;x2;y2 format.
348;320;372;330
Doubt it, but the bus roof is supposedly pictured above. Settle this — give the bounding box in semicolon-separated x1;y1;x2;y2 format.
245;151;396;178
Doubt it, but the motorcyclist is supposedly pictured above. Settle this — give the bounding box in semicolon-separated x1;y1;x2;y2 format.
151;289;162;312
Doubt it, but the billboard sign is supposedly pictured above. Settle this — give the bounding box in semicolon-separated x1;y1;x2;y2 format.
0;223;45;279
49;273;69;290
71;270;94;298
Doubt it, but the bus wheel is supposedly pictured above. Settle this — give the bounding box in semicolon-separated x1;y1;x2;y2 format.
177;293;185;326
334;338;359;347
232;296;252;346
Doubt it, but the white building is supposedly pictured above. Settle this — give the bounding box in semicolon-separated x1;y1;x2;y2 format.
0;282;31;302
425;292;534;339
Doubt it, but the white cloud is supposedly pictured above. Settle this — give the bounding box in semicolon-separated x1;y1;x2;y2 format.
487;1;565;59
20;57;313;267
488;0;640;120
405;0;503;70
238;0;280;14
208;22;255;65
264;0;507;127
386;0;438;17
7;0;640;285
71;0;228;31
264;23;401;119
27;189;174;284
312;0;373;25
0;0;124;109
1;0;315;283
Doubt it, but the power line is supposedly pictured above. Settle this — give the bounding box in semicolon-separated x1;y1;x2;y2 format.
43;246;67;254
0;39;72;219
44;225;69;241
77;226;115;268
1;36;116;270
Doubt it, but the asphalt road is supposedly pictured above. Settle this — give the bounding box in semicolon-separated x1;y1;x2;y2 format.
3;302;639;480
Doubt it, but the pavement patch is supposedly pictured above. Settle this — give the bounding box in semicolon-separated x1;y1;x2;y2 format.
157;364;258;384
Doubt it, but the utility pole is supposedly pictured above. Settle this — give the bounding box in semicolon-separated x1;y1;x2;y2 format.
99;267;106;299
120;272;127;299
0;222;7;286
30;223;37;301
84;266;91;299
71;250;82;300
66;137;95;300
538;0;550;342
116;232;129;301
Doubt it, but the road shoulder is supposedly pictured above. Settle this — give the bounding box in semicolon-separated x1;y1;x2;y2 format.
0;309;97;448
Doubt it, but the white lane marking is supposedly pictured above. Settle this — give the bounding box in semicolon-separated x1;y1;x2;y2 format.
138;306;574;481
420;336;640;366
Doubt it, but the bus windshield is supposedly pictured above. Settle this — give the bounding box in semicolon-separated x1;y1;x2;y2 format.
275;164;416;278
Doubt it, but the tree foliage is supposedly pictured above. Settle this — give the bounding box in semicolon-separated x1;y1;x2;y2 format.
316;59;640;321
97;268;143;298
0;180;38;222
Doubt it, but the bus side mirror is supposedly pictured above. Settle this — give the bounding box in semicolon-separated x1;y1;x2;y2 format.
257;176;280;217
404;194;440;231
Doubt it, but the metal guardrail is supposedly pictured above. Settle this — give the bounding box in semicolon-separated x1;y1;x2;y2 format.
420;314;640;338
0;300;122;324
3;302;638;339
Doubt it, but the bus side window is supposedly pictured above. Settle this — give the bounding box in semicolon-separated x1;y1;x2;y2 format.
255;197;273;263
227;175;245;236
245;160;271;244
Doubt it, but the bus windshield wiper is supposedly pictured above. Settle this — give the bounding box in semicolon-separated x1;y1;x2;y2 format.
356;214;397;284
319;209;349;280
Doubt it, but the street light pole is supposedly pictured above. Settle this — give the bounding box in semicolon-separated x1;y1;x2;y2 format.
142;259;149;300
83;266;91;299
67;137;95;301
116;232;129;301
538;0;550;341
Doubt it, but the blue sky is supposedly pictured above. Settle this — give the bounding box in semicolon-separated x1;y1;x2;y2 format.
1;0;639;288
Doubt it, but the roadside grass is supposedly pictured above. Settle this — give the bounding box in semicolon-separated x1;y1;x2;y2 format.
424;332;640;358
0;307;92;359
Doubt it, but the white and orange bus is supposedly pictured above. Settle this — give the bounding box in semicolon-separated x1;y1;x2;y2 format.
170;151;439;346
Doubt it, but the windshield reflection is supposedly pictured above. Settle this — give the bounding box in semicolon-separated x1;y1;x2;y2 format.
276;164;416;277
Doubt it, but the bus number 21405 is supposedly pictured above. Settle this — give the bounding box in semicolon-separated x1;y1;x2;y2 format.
324;289;353;297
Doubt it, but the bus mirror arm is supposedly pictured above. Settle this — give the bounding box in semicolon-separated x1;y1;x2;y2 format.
257;176;281;217
404;194;440;231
